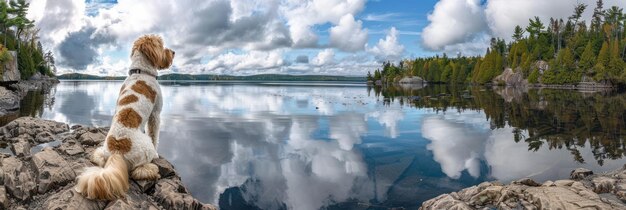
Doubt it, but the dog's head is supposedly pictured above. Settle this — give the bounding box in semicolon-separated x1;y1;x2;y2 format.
131;35;175;70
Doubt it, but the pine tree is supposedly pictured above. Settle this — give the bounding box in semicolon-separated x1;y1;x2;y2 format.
579;41;596;74
513;25;524;41
594;41;610;81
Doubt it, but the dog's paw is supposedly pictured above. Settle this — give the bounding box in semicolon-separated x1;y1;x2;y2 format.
131;163;161;180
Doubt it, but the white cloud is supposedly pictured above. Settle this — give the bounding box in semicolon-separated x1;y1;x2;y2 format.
282;0;366;47
369;27;405;60
329;14;368;52
206;50;285;73
421;0;487;51
423;0;626;53
311;49;335;66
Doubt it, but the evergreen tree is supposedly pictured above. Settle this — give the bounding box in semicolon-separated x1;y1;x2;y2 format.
579;41;596;74
513;25;524;41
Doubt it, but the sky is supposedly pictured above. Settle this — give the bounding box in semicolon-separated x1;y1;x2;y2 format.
25;0;626;76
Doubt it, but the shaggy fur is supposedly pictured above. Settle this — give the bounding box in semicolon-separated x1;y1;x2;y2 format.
75;35;174;200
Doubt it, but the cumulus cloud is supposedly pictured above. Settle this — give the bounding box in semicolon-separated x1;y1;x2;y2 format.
27;0;386;75
295;55;309;63
422;0;487;51
369;27;405;61
423;0;626;54
329;14;368;52
205;50;285;73
282;0;366;48
311;49;335;66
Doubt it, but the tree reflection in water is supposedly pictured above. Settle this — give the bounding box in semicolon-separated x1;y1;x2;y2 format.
371;85;625;165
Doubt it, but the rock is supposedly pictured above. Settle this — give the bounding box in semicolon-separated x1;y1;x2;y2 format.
420;167;626;209
419;194;472;210
1;156;36;201
554;180;575;187
153;157;178;178
153;179;217;210
31;148;76;194
592;177;616;193
10;138;30;157
0;186;8;209
571;168;593;180
0;117;217;209
492;68;526;87
512;178;541;186
2;117;68;141
78;128;107;146
42;188;107;210
58;140;85;156
1;51;19;82
398;76;426;84
0;86;19;115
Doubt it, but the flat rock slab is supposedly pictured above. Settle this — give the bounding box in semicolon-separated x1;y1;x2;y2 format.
0;117;217;209
420;166;626;210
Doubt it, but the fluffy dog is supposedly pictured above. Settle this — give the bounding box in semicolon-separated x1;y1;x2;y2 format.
75;34;175;200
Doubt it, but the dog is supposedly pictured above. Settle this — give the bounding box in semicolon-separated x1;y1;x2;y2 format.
75;34;175;200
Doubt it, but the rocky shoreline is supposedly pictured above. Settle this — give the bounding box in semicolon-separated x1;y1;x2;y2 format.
0;76;59;116
0;117;217;209
420;167;626;209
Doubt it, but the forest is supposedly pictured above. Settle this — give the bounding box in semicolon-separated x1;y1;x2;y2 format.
0;0;54;80
368;0;626;87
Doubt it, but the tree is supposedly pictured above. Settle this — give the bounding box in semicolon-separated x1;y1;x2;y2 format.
526;16;545;39
8;0;34;51
569;3;587;28
513;25;524;40
591;0;604;32
579;42;596;74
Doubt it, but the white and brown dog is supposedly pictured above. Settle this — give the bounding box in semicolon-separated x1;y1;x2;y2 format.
75;35;175;200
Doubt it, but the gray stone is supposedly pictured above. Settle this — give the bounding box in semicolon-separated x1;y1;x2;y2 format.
1;51;19;82
31;148;76;194
10;138;30;157
78;128;107;146
512;178;541;187
1;156;36;201
571;168;594;180
0;86;19;115
42;188;107;210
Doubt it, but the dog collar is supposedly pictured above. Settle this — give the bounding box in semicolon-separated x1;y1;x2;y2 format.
128;69;157;78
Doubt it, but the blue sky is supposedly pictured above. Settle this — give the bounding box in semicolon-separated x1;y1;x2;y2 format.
25;0;626;76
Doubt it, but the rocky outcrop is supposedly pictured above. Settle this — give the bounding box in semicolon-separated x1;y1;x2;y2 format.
0;117;217;210
493;67;527;87
1;51;19;82
398;76;426;84
0;87;19;115
420;166;626;210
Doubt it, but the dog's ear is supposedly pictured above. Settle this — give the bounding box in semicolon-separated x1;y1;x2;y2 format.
132;35;167;69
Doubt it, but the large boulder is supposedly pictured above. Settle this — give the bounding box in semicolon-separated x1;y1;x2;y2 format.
492;68;526;87
0;117;217;209
398;76;426;84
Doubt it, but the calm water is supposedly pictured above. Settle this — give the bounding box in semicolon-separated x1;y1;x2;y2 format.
8;81;626;209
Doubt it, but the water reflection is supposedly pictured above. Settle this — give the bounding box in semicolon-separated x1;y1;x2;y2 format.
15;81;626;209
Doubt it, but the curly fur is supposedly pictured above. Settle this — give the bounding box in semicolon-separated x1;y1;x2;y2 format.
75;34;174;200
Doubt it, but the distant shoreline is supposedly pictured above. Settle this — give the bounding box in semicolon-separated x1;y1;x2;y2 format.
57;73;367;82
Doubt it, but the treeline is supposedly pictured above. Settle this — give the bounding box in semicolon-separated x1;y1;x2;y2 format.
0;0;55;79
368;0;626;86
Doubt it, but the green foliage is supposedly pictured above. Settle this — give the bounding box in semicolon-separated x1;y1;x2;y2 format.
370;0;626;87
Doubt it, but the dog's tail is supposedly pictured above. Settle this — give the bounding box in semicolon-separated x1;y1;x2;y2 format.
75;154;129;200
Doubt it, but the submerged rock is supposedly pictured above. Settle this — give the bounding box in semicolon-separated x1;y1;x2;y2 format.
0;117;217;210
420;167;626;210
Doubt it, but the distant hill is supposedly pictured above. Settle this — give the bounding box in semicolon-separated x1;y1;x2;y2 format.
58;73;366;82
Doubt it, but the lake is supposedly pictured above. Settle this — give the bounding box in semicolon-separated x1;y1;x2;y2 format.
6;80;626;210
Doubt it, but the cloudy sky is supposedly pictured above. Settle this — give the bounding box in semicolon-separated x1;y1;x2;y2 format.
26;0;626;76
